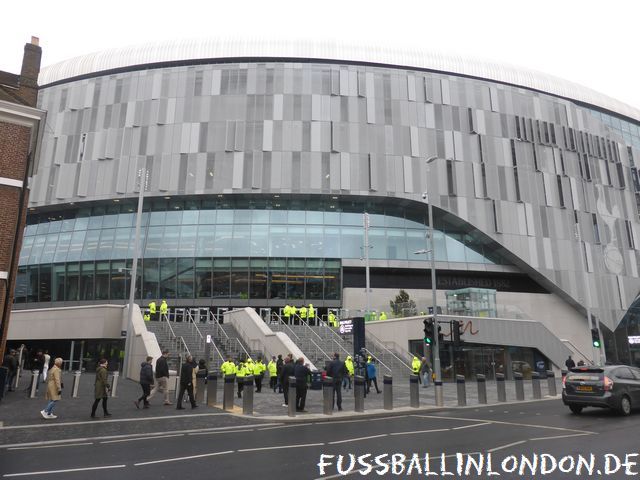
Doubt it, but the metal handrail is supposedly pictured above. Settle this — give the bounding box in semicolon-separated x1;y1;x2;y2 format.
162;313;177;339
276;314;331;361
362;347;393;376
317;319;352;358
185;309;205;350
234;338;251;360
177;336;191;357
365;330;413;373
209;339;225;365
561;339;593;365
276;315;301;341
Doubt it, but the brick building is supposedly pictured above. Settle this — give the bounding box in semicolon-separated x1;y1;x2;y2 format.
0;37;46;359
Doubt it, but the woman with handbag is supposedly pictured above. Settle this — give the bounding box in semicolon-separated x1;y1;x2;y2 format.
91;359;112;418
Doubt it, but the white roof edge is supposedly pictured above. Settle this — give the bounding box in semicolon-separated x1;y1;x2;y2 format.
39;37;640;122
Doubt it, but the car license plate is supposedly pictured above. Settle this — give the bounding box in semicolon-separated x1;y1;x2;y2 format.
576;386;593;392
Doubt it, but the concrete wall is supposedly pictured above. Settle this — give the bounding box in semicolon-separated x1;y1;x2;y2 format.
125;304;162;382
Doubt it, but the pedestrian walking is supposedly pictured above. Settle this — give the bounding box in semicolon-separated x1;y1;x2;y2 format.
293;357;310;412
91;359;111;418
148;349;172;405
420;357;432;388
276;354;284;393
2;349;18;392
40;358;62;419
366;359;381;394
42;350;51;382
565;355;576;369
280;356;295;406
176;355;197;409
135;356;154;409
325;353;345;411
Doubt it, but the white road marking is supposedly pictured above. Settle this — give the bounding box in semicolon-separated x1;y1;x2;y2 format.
3;464;126;477
134;450;233;466
101;433;184;444
452;422;490;430
529;432;594;441
312;415;404;426
411;414;595;434
0;412;230;430
487;440;527;452
238;442;324;452
390;428;450;436
328;434;387;445
188;428;255;436
8;442;93;451
257;424;304;431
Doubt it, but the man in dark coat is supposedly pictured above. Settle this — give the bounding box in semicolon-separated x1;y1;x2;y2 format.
2;349;18;392
276;354;284;393
135;356;154;409
325;352;346;411
279;356;295;407
176;355;197;409
293;357;311;412
565;355;576;370
148;349;171;405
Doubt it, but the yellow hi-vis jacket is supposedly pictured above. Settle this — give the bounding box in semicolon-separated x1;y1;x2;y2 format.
160;300;168;314
299;306;307;319
308;305;315;318
283;305;291;319
345;357;354;376
267;360;277;377
412;357;421;374
148;301;157;314
221;360;237;377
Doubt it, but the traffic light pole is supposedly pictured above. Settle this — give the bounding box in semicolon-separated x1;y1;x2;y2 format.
428;200;443;407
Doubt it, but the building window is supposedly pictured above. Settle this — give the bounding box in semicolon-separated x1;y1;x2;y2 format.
592;214;601;245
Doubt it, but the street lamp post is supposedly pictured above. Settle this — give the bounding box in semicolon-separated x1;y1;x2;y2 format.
414;155;443;406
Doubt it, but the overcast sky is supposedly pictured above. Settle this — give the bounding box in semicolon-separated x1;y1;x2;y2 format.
2;0;639;111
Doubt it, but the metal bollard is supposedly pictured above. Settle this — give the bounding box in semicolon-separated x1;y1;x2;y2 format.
242;376;254;415
223;374;235;411
195;376;206;405
514;372;524;401
383;375;393;411
409;374;420;408
354;375;365;412
456;375;467;406
207;373;218;406
72;371;81;398
546;370;557;396
496;373;506;402
29;370;39;398
476;374;487;404
14;366;21;390
288;377;297;417
434;379;444;407
110;371;119;398
323;376;333;415
531;372;542;399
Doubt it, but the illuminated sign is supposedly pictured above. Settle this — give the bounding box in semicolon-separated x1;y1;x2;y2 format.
629;336;640;345
339;319;353;334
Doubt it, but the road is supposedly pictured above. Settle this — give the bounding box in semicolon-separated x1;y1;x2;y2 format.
1;400;639;479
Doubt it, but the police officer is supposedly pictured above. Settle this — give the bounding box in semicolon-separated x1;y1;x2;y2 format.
220;356;237;378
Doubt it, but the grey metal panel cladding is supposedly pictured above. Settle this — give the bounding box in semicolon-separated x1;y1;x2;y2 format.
32;61;640;330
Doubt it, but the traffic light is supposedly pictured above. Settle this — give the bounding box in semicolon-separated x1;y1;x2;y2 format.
591;328;601;348
452;320;463;345
423;319;434;344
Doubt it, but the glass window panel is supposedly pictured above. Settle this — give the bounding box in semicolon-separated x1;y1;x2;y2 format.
324;263;341;300
65;263;80;301
177;258;194;299
250;225;269;256
251;210;270;224
39;264;52;302
102;215;118;228
25;224;38;236
306;226;324;257
212;258;230;298
341;212;362;226
149;211;166;226
270;210;287;224
26;265;39;302
117;213;135;227
199;210;216;224
305;259;323;300
165;210;183;225
249;258;268;299
232;225;251;256
110;260;126;300
195;258;212;298
286;259;305;300
81;229;101;261
230;258;249;298
88;216;104;229
48;221;62;233
40;234;59;263
213;225;233;256
142;258;159;300
53;264;65;301
80;262;94;300
217;210;233;224
112;228;132;259
464;235;486;264
445;233;465;262
268;258;286;299
340;226;362;259
19;236;33;265
387;228;407;260
324;211;340;225
162;226;180;257
95;229;115;261
268;226;287;256
288;210;305;224
125;258;142;300
36;223;50;235
369;228;387;259
324;227;341;258
28;236;46;264
53;232;72;263
66;230;86;262
74;217;89;231
306;211;324;224
407;230;427;261
181;210;199;225
196;224;215;256
178;226;197;257
159;258;177;299
14;267;27;303
234;210;252;224
144;226;164;258
288;226;305;257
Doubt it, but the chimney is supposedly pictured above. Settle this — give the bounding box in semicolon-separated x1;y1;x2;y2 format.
19;36;42;106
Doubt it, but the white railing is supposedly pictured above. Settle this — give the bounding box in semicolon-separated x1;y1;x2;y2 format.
362;347;393;376
316;319;354;358
185;309;205;351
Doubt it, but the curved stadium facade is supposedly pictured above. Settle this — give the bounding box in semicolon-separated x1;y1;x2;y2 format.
15;38;640;364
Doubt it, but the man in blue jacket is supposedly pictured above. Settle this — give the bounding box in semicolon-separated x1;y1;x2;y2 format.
135;356;154;409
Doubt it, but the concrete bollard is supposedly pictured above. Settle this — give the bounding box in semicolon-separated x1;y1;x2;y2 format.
110;371;119;398
409;374;420;408
546;370;557;396
531;372;542;399
496;373;506;402
207;373;218;406
71;371;81;398
288;377;297;417
29;370;39;398
242;376;254;415
14;366;21;390
456;375;467;406
514;372;524;401
323;376;333;415
476;374;487;404
383;375;393;411
223;374;235;411
174;377;181;402
195;376;206;405
354;375;365;412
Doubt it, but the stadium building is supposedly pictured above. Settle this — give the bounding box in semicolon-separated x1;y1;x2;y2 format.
11;38;640;371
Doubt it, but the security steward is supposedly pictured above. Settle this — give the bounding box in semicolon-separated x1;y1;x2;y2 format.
236;360;250;398
283;304;292;324
412;356;422;384
299;305;308;323
267;356;278;391
221;356;237;378
308;304;315;325
253;358;266;392
148;301;157;321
